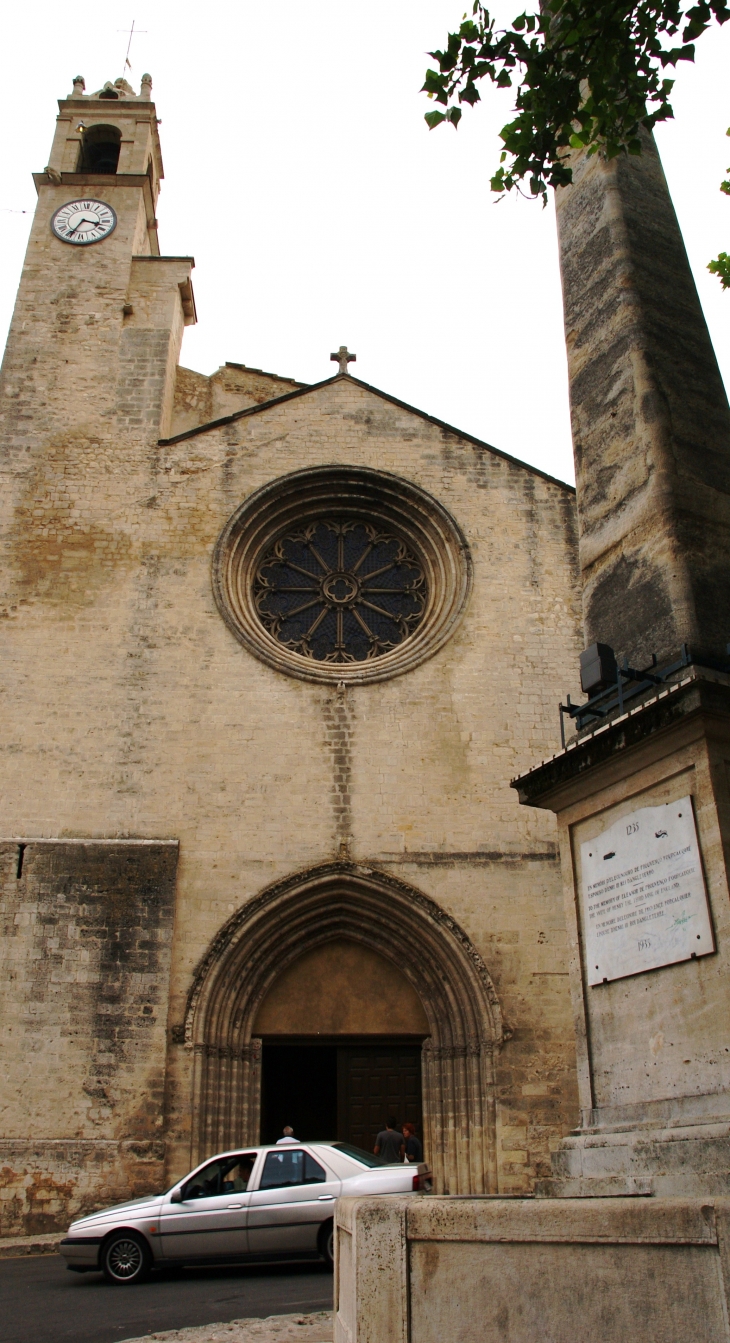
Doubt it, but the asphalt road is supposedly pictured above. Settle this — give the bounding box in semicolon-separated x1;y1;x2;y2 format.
0;1254;334;1343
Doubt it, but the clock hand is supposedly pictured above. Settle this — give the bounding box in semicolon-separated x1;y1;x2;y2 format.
68;214;99;234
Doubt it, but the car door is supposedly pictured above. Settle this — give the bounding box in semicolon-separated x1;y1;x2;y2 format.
158;1152;259;1261
247;1148;341;1257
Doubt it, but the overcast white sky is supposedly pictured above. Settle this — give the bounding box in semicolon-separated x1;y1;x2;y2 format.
1;2;729;484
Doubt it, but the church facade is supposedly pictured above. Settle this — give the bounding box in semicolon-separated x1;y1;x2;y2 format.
0;75;583;1235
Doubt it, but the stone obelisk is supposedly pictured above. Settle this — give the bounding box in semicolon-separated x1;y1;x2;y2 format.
514;135;730;1195
560;131;730;669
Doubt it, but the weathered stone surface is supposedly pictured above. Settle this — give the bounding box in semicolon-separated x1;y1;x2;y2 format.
0;1230;64;1258
0;1138;168;1238
170;364;306;438
555;133;730;667
0;841;177;1233
252;941;429;1035
118;1312;333;1343
335;1195;730;1343
0;347;585;1205
515;126;730;1199
515;668;730;1195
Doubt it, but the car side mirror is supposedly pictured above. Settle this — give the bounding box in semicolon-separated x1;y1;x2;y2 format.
170;1188;183;1204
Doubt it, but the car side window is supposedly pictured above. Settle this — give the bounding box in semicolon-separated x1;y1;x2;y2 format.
304;1154;327;1184
259;1150;328;1190
183;1153;257;1201
222;1155;257;1193
260;1149;304;1189
183;1160;224;1201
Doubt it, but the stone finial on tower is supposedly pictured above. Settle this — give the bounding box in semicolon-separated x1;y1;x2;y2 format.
140;73;152;99
330;346;356;376
71;76;86;99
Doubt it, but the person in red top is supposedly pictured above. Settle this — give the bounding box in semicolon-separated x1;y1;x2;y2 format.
402;1122;423;1164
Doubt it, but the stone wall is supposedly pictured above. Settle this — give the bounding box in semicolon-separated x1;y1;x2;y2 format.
2;369;585;1201
0;1139;165;1238
170;364;305;438
0;840;177;1233
0;362;584;1207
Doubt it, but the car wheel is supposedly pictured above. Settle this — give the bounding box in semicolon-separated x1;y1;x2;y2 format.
101;1231;151;1285
319;1219;334;1271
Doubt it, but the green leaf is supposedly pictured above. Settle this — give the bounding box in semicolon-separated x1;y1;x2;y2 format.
424;110;447;129
421;1;730;206
422;68;447;96
708;251;730;288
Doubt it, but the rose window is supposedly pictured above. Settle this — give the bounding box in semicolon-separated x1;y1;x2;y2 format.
253;519;427;663
212;466;471;685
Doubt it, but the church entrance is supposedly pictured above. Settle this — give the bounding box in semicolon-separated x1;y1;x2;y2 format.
253;939;427;1151
185;864;504;1194
260;1040;423;1150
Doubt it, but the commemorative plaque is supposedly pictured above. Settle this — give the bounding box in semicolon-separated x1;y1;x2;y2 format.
580;796;714;985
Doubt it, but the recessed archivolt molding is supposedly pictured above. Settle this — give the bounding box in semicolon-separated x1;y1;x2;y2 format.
182;861;502;1049
211;465;472;685
180;862;505;1194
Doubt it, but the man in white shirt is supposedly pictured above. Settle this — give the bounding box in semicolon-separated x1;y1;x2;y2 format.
276;1126;298;1144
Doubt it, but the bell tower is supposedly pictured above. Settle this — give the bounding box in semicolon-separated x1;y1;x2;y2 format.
0;72;196;473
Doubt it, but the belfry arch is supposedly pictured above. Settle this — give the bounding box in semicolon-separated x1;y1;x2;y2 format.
183;863;505;1195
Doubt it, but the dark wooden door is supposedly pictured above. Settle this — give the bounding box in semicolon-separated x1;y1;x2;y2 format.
337;1045;422;1153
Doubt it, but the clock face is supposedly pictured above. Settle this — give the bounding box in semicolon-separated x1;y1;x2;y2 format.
51;199;117;246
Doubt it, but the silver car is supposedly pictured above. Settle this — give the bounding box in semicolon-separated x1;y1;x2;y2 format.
59;1141;432;1284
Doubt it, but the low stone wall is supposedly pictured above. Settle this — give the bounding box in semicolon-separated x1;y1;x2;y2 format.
334;1195;730;1343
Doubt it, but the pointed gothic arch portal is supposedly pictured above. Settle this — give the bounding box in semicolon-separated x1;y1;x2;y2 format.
184;864;505;1195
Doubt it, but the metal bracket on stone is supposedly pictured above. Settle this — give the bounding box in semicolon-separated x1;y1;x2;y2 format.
559;643;693;747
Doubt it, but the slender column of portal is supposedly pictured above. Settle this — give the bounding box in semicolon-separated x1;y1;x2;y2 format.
555;132;730;666
246;1041;263;1147
420;1043;438;1189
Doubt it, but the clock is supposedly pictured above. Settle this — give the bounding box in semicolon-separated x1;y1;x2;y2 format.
51;199;117;246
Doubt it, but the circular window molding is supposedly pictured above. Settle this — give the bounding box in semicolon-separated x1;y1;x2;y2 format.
210;470;472;682
212;466;472;685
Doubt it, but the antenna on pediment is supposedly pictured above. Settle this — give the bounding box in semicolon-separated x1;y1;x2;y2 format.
118;18;147;75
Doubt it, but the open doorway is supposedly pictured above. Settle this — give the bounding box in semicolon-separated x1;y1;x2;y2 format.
260;1039;423;1151
260;1044;336;1143
188;868;503;1193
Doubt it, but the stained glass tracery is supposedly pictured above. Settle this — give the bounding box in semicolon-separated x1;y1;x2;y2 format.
253;518;427;663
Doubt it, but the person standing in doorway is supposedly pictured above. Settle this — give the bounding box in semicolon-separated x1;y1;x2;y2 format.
374;1117;404;1163
402;1122;423;1164
276;1126;298;1144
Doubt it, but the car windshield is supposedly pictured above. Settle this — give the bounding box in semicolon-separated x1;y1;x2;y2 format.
329;1142;381;1169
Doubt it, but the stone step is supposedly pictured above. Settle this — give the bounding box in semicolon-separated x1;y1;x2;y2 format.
0;1231;65;1259
117;1312;333;1343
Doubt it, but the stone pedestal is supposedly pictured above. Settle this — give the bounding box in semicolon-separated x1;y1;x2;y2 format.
335;1194;730;1343
522;114;730;1199
513;669;730;1196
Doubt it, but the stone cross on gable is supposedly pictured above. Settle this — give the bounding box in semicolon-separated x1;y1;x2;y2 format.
330;346;356;376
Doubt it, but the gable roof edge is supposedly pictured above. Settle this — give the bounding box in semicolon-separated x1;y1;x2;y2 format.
158;373;575;494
